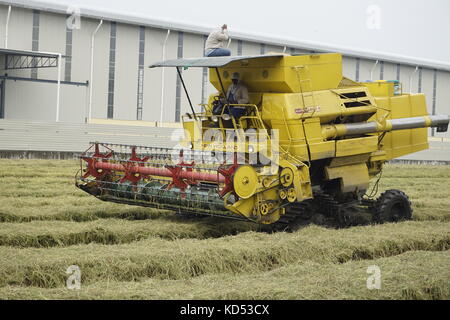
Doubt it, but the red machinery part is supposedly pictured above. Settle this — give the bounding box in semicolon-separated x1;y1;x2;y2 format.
93;162;226;184
81;144;113;180
119;147;150;184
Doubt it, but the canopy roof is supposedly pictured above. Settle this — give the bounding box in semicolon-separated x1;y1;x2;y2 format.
0;48;64;70
149;54;284;68
0;48;60;58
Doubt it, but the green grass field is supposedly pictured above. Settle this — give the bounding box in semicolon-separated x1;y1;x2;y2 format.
0;159;449;300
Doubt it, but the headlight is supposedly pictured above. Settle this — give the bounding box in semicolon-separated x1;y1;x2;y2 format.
212;116;219;123
222;114;231;121
248;145;255;153
187;143;193;150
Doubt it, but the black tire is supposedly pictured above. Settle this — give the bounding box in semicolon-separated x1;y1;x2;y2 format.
374;190;413;223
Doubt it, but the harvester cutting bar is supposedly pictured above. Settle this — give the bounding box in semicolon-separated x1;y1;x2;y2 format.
79;142;239;196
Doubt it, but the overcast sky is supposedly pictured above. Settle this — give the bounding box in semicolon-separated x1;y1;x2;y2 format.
36;0;450;63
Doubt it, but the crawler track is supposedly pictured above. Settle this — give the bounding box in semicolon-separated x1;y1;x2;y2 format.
270;193;375;232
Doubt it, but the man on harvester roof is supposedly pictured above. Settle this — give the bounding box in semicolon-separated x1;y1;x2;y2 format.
205;24;231;57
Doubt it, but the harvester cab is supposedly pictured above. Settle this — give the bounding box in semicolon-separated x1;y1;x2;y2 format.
76;53;449;231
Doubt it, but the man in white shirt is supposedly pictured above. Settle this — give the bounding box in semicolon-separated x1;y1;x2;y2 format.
205;24;231;57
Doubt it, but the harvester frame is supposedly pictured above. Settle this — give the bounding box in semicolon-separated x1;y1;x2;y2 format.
76;53;449;231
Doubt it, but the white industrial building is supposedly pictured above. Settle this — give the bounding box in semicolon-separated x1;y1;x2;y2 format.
0;0;449;161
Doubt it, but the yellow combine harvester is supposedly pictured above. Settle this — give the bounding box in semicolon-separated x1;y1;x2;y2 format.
77;53;449;230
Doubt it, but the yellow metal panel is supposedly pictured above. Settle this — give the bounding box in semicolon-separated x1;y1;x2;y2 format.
210;53;343;94
330;154;371;168
325;163;370;193
336;136;378;157
262;88;376;125
380;94;429;160
364;81;395;97
269;119;310;161
303;118;336;160
309;141;336;160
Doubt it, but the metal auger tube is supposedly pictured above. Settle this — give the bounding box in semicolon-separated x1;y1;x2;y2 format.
321;115;450;139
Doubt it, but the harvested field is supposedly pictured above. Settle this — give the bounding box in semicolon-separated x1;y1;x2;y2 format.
0;159;449;300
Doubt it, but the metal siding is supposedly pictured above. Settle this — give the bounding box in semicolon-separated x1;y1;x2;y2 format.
417;67;423;93
72;18;109;119
0;5;7;47
114;23;139;121
201;35;208;105
92;22;111;119
71;18;103;82
107;21;117;119
237;40;243;56
143;27;177;122
355;58;360;81
358;59;375;82
0;54;4;73
175;31;183;122
421;68;435;115
379;61;384;80
38;12;66;80
436;71;450;138
242;41;260;56
382;62;398;81
3;11;72;122
30;9;39;79
179;33;203;118
142;27;163;122
260;43;266;55
136;26;145;120
58;85;87;123
228;40;238;57
342;56;356;80
399;65;417;93
367;60;381;81
64;18;73;82
9;7;31;51
0;79;4;118
0;120;177;152
291;48;312;55
266;45;284;53
4;81;56;120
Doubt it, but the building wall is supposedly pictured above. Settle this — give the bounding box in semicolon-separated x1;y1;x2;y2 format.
142;28;178;123
38;11;66;80
436;70;450;138
1;6;32;51
114;23;139;121
179;33;204;121
0;3;449;143
4;80;87;122
0;5;7;49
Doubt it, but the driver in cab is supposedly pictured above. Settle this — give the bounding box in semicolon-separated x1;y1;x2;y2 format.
226;72;249;119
